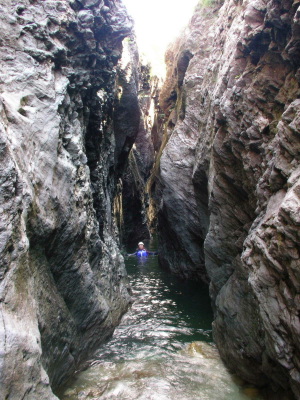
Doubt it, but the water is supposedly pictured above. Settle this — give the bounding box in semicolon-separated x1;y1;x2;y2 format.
58;239;263;400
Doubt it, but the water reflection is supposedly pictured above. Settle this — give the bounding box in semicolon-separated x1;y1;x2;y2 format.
58;240;263;400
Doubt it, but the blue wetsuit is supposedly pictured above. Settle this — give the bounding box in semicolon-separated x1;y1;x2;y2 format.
137;249;148;257
128;250;158;257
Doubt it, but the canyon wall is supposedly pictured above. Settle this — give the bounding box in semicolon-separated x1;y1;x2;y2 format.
154;0;300;397
116;69;158;248
0;0;140;398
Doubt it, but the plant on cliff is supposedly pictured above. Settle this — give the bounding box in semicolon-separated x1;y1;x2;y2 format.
196;0;224;9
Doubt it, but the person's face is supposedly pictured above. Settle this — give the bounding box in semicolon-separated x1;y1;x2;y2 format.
138;244;144;250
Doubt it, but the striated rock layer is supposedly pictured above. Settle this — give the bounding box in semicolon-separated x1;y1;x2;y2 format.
115;67;158;247
154;0;300;397
0;0;140;399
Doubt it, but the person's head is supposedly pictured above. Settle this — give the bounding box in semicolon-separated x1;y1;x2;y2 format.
138;242;145;250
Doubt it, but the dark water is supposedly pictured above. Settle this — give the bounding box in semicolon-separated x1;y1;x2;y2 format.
59;239;263;400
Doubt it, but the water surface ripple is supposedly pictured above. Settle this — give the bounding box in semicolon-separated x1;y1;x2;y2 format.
59;242;262;400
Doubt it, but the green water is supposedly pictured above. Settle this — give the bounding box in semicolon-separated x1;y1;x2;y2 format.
59;239;263;400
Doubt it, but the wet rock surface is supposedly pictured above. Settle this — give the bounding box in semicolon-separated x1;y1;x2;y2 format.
117;72;159;247
0;0;140;399
154;0;300;397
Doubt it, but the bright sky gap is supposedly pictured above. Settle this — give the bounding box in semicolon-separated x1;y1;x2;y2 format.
122;0;199;76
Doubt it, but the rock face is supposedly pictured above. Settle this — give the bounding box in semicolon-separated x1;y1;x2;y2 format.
116;71;159;247
154;0;300;397
0;0;140;399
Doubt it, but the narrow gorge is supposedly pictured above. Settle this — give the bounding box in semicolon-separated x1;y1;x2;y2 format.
0;0;299;399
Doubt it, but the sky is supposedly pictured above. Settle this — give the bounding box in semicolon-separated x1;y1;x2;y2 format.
122;0;199;76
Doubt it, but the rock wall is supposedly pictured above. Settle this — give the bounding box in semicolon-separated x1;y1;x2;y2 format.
154;0;300;397
117;72;159;248
0;1;140;399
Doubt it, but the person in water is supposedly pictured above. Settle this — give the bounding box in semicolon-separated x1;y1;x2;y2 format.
128;242;158;257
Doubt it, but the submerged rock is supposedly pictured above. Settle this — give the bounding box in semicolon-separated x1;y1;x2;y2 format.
184;341;219;359
154;0;300;397
0;0;140;398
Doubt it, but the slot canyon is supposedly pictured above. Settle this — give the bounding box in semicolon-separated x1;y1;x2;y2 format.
0;0;299;399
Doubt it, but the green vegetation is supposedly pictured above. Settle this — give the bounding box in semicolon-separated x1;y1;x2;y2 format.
200;0;214;6
195;0;224;10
